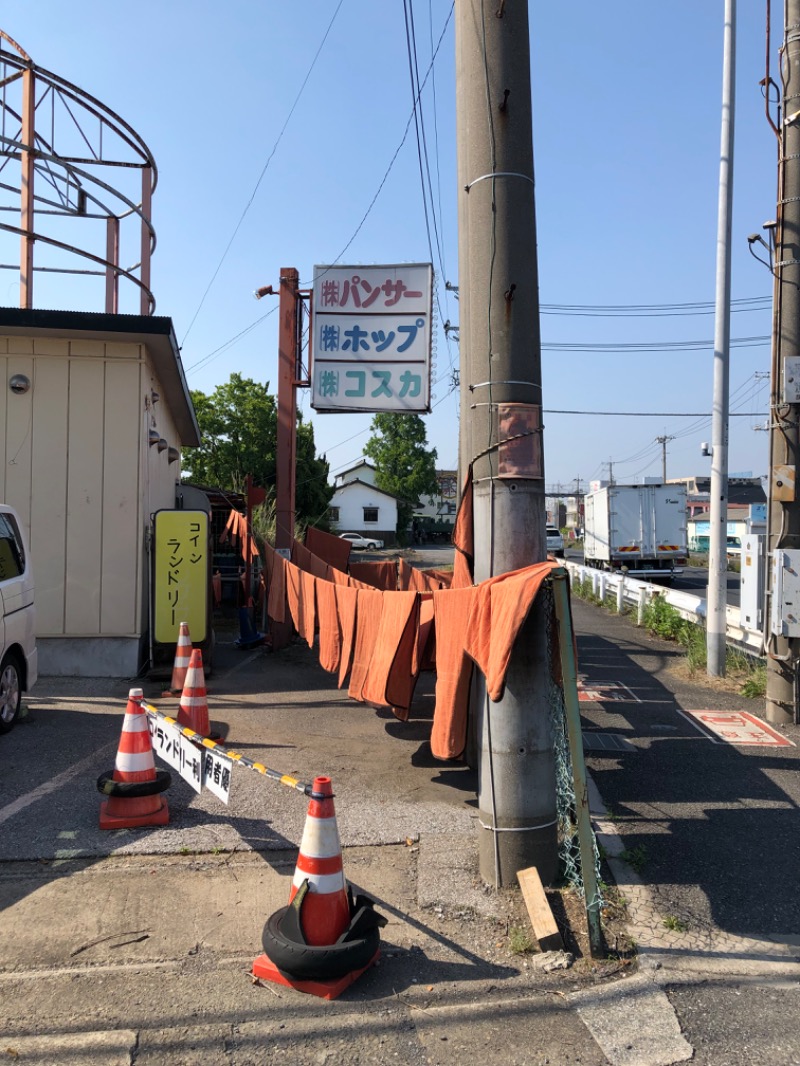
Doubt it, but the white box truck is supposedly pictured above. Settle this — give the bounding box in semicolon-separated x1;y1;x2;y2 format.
583;483;687;580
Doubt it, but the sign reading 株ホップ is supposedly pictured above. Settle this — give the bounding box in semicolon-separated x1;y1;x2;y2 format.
311;263;433;413
153;510;209;645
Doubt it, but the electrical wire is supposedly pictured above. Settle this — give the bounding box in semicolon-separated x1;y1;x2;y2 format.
300;3;454;286
180;0;345;347
539;296;770;317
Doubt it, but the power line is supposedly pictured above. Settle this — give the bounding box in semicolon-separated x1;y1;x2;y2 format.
543;409;765;417
180;1;345;346
540;296;770;317
543;335;769;352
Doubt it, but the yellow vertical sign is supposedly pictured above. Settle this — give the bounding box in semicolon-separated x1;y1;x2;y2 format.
153;510;208;644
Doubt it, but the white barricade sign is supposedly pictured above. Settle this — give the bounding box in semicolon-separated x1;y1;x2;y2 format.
201;748;233;804
148;714;182;773
148;713;202;792
178;733;203;793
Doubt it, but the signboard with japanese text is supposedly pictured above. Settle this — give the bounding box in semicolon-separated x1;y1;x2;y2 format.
153;510;209;644
311;263;433;413
201;748;234;804
148;715;203;792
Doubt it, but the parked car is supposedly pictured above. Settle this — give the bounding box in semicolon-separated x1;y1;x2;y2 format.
546;526;565;557
339;532;384;551
0;504;37;734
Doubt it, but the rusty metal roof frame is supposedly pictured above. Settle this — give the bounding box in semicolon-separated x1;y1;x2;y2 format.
0;30;158;315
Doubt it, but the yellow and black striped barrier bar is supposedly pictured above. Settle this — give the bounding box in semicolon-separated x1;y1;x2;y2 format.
143;702;323;799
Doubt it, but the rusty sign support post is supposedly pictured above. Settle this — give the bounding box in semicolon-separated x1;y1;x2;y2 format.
275;267;300;552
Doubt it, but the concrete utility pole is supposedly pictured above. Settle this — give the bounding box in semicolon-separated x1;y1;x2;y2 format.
707;0;736;678
455;0;557;886
766;0;800;724
655;434;675;483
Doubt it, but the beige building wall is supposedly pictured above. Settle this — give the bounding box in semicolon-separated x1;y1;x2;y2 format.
0;333;184;674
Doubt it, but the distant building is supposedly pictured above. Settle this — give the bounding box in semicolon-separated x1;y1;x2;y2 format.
687;503;767;553
329;461;403;546
416;469;458;521
668;475;766;518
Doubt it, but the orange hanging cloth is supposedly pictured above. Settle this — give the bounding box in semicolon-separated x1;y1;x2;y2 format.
431;586;477;759
348;560;398;591
316;579;341;674
348;588;383;701
361;592;419;709
464;560;559;702
284;561;304;638
451;466;475;589
299;570;317;648
334;583;359;688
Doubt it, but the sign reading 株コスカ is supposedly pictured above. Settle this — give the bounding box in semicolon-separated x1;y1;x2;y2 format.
311;263;433;413
153;510;208;644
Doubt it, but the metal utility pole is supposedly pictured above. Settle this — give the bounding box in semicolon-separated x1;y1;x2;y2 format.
456;0;557;886
655;434;675;483
707;0;736;678
766;0;800;724
606;460;614;485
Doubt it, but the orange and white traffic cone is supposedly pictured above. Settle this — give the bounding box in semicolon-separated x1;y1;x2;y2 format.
164;621;192;696
177;648;213;738
98;689;169;830
288;776;350;946
252;776;384;999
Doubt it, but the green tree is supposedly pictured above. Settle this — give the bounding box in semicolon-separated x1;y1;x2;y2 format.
363;413;439;539
182;373;332;530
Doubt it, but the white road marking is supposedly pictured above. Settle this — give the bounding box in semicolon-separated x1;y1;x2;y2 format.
0;740;117;826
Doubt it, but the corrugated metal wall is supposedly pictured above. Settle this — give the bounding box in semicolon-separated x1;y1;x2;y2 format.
0;335;179;640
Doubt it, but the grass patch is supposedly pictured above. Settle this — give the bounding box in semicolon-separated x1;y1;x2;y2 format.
507;925;537;955
663;914;689;932
619;845;648;873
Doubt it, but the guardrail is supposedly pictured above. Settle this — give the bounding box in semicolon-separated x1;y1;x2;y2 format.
563;560;763;655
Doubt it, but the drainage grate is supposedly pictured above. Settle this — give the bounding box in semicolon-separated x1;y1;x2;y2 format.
581;732;637;753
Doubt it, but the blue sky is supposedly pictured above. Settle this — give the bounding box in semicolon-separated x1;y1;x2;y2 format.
1;2;778;492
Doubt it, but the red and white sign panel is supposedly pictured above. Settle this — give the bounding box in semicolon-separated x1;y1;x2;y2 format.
311;263;433;413
680;709;795;747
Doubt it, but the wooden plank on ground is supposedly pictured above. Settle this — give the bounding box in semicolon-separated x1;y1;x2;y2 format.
517;866;564;952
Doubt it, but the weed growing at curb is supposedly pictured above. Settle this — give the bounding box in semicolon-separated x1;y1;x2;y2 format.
663;914;689;932
619;845;648;873
507;925;537;954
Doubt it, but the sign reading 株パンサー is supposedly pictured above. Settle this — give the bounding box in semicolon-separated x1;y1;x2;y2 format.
311;263;433;413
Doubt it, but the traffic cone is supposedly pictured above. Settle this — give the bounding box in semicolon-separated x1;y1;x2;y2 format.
177;648;215;738
164;621;192;696
99;689;169;829
289;776;350;945
252;777;384;999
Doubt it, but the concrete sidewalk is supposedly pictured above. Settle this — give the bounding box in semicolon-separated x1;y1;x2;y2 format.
0;601;799;1064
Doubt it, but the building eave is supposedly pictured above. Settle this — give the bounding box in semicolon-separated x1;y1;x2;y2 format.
0;306;200;446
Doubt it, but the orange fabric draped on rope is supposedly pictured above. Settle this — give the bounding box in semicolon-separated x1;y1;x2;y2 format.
335;584;359;688
348;588;383;701
361;591;420;711
316;579;341;674
431;586;476;758
348;560;398;591
464;559;560;702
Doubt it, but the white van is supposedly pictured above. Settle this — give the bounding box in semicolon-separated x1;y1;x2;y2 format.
0;504;37;733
